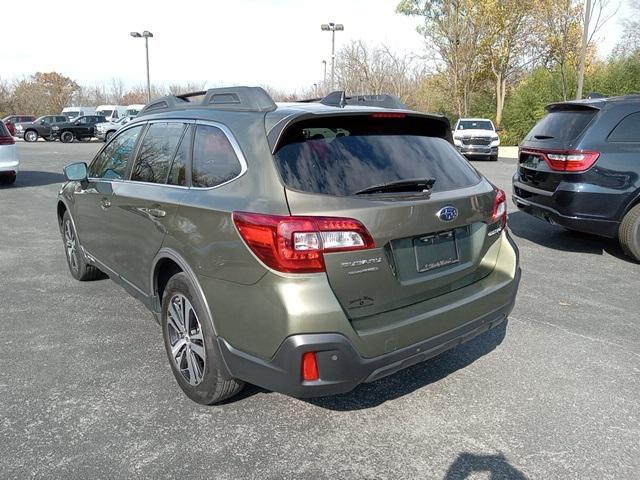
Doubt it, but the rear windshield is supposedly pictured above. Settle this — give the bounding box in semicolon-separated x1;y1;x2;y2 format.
526;109;597;142
273;116;480;196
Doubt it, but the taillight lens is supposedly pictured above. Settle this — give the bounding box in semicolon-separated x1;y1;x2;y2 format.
521;148;599;172
302;352;319;381
0;136;15;145
492;188;507;229
232;212;376;273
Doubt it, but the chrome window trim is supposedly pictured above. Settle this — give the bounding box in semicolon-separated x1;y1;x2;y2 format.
88;118;247;191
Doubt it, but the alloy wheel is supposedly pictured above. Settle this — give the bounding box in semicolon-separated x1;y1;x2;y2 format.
64;220;79;273
166;294;206;386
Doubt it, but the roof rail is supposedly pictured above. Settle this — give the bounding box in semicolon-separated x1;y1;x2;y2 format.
316;91;408;109
138;86;277;116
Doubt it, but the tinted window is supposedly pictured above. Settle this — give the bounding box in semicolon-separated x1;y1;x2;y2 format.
608;112;640;143
274;116;480;196
131;123;186;184
526;109;597;142
168;126;190;186
192;125;242;188
89;126;143;180
56;116;67;123
457;120;493;131
76;117;88;124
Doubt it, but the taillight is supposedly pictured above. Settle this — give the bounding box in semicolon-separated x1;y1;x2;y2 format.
521;148;599;172
371;112;406;119
0;136;15;145
302;352;319;381
232;212;376;273
492;188;507;230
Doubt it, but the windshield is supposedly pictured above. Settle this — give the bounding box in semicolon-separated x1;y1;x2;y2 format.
97;110;114;117
274;116;480;197
457;120;494;131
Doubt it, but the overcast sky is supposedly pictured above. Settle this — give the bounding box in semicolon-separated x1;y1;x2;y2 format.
1;0;631;93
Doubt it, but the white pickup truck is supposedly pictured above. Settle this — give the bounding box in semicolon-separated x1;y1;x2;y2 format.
453;118;500;161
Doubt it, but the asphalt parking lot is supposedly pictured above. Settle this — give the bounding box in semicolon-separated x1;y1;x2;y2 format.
1;141;638;479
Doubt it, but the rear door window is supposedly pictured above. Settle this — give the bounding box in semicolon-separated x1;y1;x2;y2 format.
191;124;242;188
526;109;597;142
89;125;143;180
608;112;640;143
167;125;191;186
131;122;186;184
274;116;480;196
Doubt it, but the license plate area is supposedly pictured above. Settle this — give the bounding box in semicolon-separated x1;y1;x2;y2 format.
414;230;459;273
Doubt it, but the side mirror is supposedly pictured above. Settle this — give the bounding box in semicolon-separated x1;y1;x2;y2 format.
64;162;88;182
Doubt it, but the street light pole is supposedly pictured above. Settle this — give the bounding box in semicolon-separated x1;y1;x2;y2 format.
322;60;327;87
321;23;344;90
131;31;154;102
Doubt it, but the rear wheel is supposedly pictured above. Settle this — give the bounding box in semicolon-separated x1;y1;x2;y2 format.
60;131;74;143
61;211;104;281
24;130;38;142
619;204;640;262
161;272;244;404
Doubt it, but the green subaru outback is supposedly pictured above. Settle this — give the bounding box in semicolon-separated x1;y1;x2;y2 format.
57;87;520;404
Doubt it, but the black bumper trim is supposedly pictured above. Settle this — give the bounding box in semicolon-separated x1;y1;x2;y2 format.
217;277;519;398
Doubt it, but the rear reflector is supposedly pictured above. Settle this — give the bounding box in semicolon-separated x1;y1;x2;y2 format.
302;352;320;381
232;212;376;273
520;148;599;172
492;188;507;230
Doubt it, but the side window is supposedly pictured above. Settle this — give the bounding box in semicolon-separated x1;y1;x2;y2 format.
58;116;67;123
192;125;242;188
43;117;52;124
167;126;191;186
131;122;186;184
608;112;640;143
88;125;143;180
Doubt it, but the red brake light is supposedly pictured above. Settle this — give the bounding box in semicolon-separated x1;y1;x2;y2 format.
371;112;406;119
232;212;376;273
492;188;507;228
520;148;599;172
302;352;319;381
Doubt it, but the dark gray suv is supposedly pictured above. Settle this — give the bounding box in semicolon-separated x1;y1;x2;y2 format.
57;87;520;404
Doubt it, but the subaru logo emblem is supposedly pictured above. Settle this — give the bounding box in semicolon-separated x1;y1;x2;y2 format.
437;206;458;222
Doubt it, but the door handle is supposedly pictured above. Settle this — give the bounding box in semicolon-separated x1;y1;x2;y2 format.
101;198;111;210
147;208;166;218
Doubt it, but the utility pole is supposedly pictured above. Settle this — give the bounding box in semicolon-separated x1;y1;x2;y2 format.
130;31;154;102
322;60;327;87
576;0;591;100
321;23;344;90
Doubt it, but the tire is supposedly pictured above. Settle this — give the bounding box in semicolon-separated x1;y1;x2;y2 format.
24;130;38;142
490;155;498;161
0;173;16;185
60;131;74;143
105;130;115;142
161;272;244;404
619;204;640;261
61;211;104;281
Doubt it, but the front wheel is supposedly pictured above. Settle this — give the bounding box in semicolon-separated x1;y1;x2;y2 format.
490;155;498;162
619;204;640;262
61;211;104;281
60;131;74;143
24;130;38;142
161;272;244;404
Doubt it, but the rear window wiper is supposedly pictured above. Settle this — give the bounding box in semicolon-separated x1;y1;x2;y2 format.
533;134;554;139
354;178;436;195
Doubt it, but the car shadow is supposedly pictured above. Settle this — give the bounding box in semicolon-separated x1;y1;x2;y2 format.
507;211;631;261
0;170;65;188
301;321;508;411
443;452;528;479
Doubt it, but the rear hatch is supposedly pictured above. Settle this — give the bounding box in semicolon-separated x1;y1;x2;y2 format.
516;103;600;195
271;112;504;319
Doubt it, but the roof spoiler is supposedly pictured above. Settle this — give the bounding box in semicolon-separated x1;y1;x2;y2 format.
138;86;277;116
300;91;408;109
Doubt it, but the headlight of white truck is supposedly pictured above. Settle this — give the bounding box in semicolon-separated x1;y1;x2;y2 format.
490;135;500;147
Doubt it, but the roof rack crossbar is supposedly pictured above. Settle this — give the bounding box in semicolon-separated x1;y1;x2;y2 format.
138;86;277;116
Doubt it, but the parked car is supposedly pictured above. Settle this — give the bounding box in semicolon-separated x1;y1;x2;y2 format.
513;94;640;261
125;104;145;117
95;105;127;122
0;121;18;185
453;118;500;161
15;115;68;142
57;87;520;404
52;115;108;143
95;116;135;142
3;115;36;136
61;106;95;121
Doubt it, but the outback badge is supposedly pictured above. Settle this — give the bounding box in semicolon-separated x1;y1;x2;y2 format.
437;206;458;222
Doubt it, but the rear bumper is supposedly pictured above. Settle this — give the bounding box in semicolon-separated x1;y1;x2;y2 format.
0;150;18;174
512;179;621;237
218;284;517;398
